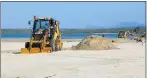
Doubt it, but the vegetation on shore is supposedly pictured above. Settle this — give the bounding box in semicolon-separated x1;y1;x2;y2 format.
1;27;145;34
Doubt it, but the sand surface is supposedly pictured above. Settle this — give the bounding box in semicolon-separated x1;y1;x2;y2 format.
1;39;145;78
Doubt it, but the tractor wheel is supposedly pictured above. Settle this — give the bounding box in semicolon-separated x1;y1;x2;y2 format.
50;39;55;52
25;42;30;49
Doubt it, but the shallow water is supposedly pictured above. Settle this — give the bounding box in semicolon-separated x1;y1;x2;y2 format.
2;33;119;39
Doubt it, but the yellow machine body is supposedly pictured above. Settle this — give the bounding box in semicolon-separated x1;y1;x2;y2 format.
21;16;63;54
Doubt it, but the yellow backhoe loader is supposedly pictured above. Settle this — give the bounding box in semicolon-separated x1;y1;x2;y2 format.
21;16;63;54
118;30;130;39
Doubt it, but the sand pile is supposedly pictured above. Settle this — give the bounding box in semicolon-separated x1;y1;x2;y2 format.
72;35;117;50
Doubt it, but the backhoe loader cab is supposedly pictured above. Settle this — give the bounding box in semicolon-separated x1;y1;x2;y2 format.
21;16;63;54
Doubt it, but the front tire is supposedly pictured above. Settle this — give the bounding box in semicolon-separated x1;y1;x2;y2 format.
25;42;30;49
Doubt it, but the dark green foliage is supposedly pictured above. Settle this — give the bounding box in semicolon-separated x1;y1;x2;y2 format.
1;27;145;34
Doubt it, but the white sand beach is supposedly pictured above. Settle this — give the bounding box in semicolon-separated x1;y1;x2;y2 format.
1;38;145;78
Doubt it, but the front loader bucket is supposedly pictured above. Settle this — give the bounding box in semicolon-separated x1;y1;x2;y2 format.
21;48;41;54
21;48;29;54
30;48;41;53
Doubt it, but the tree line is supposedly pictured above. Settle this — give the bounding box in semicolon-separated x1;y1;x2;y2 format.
1;27;145;34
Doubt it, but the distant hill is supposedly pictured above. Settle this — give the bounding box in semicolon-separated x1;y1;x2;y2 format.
83;22;145;29
111;22;145;28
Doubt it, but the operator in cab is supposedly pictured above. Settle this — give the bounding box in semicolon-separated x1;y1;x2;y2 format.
48;18;56;39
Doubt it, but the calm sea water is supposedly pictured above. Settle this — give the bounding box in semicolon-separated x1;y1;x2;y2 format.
1;33;118;39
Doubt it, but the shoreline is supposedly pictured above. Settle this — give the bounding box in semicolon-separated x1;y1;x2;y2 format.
1;38;82;42
1;33;118;42
93;33;118;34
1;37;135;43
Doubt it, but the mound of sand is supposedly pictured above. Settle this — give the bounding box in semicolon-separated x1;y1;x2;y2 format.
72;35;117;50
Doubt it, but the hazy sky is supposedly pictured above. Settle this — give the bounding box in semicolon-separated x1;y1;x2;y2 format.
1;2;145;29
